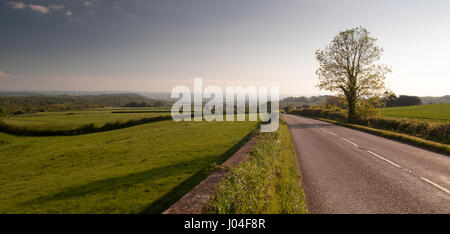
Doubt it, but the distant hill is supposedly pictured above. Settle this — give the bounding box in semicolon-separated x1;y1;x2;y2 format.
419;95;450;104
280;95;333;107
0;94;170;114
137;92;175;101
280;95;450;107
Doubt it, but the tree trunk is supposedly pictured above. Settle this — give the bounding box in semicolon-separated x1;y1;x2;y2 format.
347;98;356;122
346;76;358;123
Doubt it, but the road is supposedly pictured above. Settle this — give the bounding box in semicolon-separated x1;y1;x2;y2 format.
283;114;450;214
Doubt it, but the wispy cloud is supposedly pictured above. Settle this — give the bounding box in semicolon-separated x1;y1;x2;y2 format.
9;1;25;9
28;4;50;14
8;2;68;15
83;0;98;7
0;70;8;78
48;4;65;11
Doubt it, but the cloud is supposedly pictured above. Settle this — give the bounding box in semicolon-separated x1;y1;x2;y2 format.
28;4;50;14
0;70;7;78
48;5;64;11
83;0;97;7
9;1;25;9
9;2;71;16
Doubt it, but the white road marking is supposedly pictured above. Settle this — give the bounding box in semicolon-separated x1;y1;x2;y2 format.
366;150;401;168
292;115;450;197
341;137;359;147
420;177;450;195
328;131;338;136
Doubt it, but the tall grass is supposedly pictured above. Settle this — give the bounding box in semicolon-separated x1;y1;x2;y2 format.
205;119;308;214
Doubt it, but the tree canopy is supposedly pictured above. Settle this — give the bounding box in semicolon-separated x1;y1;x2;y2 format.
315;26;391;121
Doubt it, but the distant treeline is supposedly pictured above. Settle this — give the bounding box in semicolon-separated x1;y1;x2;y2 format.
0;115;172;136
420;95;450;104
123;100;168;107
383;94;422;107
281;94;450;109
0;94;170;115
280;95;332;107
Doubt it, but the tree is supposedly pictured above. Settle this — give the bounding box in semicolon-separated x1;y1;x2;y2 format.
315;26;391;122
0;105;6;116
381;91;397;107
325;95;347;109
394;95;422;106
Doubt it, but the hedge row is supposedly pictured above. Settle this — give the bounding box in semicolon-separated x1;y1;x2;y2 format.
0;115;172;136
288;108;450;145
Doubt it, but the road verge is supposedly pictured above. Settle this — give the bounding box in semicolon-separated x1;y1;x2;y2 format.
204;118;308;214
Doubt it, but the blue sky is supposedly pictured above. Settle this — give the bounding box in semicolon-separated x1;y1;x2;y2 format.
0;0;449;96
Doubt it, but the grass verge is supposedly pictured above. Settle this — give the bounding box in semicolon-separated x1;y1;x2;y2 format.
316;117;450;156
205;118;308;214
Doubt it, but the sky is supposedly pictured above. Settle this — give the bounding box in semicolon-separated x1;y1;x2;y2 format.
0;0;449;97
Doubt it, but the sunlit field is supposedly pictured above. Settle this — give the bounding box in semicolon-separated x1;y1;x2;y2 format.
380;103;450;123
0;108;172;130
0;114;258;213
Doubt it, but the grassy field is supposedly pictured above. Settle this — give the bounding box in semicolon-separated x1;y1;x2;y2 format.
380;103;450;123
0;108;172;131
0;117;258;213
206;118;308;214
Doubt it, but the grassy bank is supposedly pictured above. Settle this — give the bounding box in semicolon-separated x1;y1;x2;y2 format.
205;119;308;214
0;119;258;213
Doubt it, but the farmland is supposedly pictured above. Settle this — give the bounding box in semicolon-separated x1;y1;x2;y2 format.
380;103;450;123
0;108;172;131
0;110;258;213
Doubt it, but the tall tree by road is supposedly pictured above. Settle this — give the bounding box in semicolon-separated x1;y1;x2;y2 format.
315;26;391;122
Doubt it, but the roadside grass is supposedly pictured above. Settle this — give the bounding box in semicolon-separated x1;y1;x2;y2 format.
0;119;258;213
380;103;450;123
205;118;308;214
317;118;450;155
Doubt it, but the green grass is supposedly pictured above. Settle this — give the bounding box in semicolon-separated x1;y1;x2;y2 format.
0;108;172;131
205;119;308;214
380;103;450;123
0;119;258;213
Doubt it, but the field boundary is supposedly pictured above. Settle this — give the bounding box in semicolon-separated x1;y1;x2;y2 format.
162;134;260;214
290;114;450;156
0;115;172;136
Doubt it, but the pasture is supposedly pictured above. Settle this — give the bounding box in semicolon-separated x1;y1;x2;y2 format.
0;108;172;131
380;103;450;123
0;111;258;213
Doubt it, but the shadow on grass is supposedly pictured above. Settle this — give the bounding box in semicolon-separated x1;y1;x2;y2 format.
20;130;255;213
20;158;202;206
138;130;254;214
